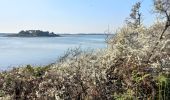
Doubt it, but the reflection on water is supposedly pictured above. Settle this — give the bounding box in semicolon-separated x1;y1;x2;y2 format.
0;34;106;70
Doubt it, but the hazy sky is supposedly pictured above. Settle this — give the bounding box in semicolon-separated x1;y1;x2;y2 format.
0;0;154;33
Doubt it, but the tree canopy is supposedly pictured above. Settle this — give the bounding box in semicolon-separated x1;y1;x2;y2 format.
9;30;59;37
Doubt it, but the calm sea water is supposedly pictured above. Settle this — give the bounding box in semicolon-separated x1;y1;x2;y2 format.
0;34;106;70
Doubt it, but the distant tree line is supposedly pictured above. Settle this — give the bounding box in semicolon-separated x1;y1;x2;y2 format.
9;30;59;37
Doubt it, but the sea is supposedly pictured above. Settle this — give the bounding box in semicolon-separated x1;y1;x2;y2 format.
0;34;107;70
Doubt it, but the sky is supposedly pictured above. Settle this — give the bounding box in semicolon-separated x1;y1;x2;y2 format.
0;0;154;33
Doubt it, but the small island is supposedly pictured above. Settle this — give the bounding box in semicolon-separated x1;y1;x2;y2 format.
8;30;60;37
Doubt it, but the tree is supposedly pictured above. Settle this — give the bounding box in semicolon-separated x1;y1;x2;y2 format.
154;0;170;39
148;0;170;61
126;1;142;28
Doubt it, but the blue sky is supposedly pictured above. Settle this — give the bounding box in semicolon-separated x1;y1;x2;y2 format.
0;0;154;33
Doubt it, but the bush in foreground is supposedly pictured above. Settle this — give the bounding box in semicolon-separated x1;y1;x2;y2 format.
0;0;170;99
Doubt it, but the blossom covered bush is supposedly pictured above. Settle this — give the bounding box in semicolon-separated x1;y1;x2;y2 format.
0;21;169;99
0;1;170;99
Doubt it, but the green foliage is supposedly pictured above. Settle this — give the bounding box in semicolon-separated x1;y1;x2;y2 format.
132;71;150;83
25;65;49;77
26;65;34;74
8;30;59;37
156;74;170;100
4;75;13;86
33;66;49;77
0;90;5;97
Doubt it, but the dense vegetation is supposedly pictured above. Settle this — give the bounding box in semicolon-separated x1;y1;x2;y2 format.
0;0;170;99
8;30;59;37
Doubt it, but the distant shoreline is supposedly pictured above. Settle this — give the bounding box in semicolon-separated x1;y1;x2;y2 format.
6;30;60;37
0;33;113;36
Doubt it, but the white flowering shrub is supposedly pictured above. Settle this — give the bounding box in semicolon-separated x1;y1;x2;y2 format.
0;21;170;99
1;1;170;99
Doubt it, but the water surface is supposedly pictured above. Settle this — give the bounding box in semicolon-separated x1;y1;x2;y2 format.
0;34;106;70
